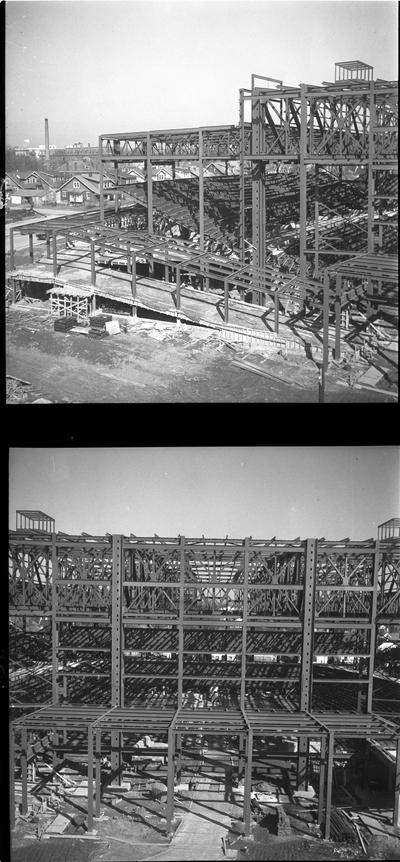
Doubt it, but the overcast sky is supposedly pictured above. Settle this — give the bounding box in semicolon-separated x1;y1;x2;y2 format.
9;447;400;538
6;0;398;147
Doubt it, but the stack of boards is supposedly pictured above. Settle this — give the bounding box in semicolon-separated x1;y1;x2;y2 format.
88;313;113;339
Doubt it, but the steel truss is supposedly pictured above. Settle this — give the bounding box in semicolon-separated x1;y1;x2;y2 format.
9;515;400;836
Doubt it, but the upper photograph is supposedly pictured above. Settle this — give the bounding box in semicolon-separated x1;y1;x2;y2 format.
5;0;398;403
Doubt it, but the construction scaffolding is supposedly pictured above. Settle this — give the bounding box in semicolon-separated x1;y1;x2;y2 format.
9;513;400;838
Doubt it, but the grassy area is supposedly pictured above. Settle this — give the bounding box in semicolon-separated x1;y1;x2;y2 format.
6;208;42;223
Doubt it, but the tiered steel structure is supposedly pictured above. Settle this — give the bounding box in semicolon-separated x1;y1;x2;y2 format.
9;513;400;838
98;62;397;276
7;63;398;393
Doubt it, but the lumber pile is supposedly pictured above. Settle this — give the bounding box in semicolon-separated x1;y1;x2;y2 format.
88;313;112;339
329;807;358;843
54;316;78;332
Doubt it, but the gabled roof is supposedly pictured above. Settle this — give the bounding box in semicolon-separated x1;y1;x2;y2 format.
35;171;57;188
55;174;101;194
126;166;145;179
5;172;23;188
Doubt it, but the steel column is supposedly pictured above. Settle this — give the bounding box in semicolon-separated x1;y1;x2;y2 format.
224;278;229;323
176;266;181;314
131;253;137;309
87;727;94;831
367;82;376;254
199;130;204;252
146;132;153;234
95;729;101;818
178;537;185;708
10;725;15;827
52;231;57;278
243;729;253;835
239;89;246;263
324;733;335;839
9;227;15;270
51;532;59;705
111;535;123;782
166;726;175;835
240;538;250;710
21;727;28;815
394;737;400;828
334;275;342;360
299;84;308;279
367;540;380;712
90;240;96;287
322;271;330;399
99;136;105;226
314;165;319;277
317;734;327;825
28;233;34;263
274;291;280;334
251;90;266;290
298;538;317;787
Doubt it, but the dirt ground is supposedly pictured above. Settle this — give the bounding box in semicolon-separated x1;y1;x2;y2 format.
6;303;396;403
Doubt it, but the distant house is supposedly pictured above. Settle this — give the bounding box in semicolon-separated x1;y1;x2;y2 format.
126;165;145;183
5;172;53;205
17;170;56;189
5;172;23;194
55;173;117;205
153;165;174;182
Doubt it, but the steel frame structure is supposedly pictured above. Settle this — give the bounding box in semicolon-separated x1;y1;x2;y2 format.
9;514;400;838
241;65;397;277
7;65;397;399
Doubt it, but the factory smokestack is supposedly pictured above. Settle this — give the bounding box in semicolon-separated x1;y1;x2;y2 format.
44;118;50;163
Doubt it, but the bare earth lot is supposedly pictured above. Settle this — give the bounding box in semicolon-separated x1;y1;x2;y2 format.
6;304;395;403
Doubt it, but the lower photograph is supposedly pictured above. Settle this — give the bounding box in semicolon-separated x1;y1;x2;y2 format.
7;446;400;862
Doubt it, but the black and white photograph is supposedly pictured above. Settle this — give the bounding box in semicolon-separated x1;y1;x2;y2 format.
6;446;400;861
5;0;398;403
